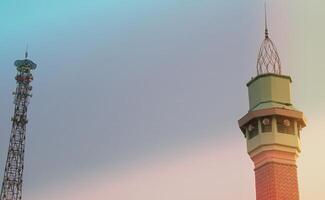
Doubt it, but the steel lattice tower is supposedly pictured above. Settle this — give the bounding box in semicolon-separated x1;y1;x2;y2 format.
0;52;37;200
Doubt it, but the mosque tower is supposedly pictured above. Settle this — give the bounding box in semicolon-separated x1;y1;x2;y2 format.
238;6;306;200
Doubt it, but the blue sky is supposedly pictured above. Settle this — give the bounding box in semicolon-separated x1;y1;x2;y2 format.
0;0;256;191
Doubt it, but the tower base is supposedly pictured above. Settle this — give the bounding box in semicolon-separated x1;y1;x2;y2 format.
252;150;300;200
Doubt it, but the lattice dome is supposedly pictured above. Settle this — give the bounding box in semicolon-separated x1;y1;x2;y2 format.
256;36;282;75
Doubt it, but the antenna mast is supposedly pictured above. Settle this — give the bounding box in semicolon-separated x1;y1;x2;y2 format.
25;44;28;59
0;53;37;200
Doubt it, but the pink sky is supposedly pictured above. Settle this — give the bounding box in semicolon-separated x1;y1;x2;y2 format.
25;135;255;200
24;113;325;200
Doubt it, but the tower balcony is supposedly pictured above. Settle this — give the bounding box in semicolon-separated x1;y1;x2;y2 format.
238;73;306;166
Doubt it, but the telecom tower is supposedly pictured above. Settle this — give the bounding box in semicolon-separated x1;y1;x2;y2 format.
238;7;306;200
0;52;37;200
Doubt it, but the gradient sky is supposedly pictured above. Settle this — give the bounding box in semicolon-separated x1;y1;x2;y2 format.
0;0;324;199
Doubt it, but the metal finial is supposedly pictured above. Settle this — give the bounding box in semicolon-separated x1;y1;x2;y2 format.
25;44;29;59
256;2;282;76
264;1;269;38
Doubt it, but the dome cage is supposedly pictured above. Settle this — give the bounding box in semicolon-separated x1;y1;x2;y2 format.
256;36;282;75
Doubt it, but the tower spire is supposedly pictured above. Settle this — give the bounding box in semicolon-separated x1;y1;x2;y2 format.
256;2;282;75
264;1;269;38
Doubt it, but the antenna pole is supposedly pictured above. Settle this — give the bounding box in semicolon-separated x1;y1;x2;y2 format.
25;44;29;59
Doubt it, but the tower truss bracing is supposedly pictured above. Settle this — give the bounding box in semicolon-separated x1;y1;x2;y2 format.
0;56;37;200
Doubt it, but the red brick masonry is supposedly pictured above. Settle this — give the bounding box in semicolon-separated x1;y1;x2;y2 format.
253;153;299;200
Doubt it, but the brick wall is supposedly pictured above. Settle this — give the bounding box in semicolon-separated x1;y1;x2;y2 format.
254;162;299;200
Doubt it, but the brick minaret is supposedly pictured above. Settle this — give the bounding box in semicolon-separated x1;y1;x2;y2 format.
238;8;306;200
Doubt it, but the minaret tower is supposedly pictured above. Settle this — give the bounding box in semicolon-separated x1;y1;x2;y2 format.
0;50;37;200
238;6;306;200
